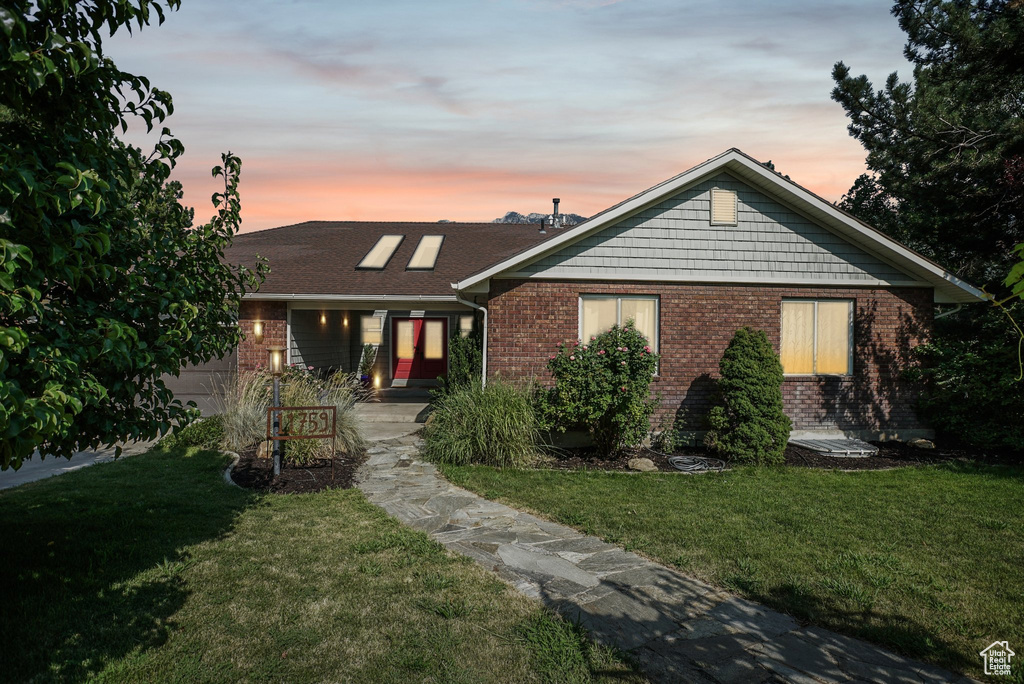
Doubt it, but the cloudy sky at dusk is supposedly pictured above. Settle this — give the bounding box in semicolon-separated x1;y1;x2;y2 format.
107;0;912;232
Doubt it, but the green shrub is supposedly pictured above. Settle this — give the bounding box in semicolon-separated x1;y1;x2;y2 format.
542;323;659;457
423;380;540;468
358;343;376;377
162;414;225;451
704;327;791;465
907;304;1024;451
435;329;482;397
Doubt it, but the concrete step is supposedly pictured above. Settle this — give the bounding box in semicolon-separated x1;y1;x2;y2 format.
355;402;431;423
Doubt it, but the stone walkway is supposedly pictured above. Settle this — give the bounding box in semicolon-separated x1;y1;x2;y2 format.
356;436;974;684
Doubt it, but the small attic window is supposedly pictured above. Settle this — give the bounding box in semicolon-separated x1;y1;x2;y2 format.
357;235;404;269
710;188;738;226
407;235;445;270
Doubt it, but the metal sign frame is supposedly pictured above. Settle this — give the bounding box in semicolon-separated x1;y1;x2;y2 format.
265;406;338;481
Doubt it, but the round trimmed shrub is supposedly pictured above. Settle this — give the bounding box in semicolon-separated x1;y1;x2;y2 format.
704;327;791;465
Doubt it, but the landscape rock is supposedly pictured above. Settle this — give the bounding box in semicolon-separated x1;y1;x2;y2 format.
257;441;271;459
908;438;935;450
628;457;658;472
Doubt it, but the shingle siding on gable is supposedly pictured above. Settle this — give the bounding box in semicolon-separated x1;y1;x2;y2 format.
516;173;913;284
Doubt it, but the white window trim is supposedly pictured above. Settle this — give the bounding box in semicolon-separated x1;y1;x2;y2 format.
360;314;384;346
577;294;660;353
781;298;854;377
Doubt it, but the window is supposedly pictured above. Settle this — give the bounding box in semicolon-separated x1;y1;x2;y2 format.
424;320;444;359
458;315;474;338
710;188;737;225
407;235;444;270
580;295;658;351
361;315;383;345
357;235;403;269
780;300;852;375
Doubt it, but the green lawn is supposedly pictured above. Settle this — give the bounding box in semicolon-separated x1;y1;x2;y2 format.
440;461;1024;679
0;447;642;683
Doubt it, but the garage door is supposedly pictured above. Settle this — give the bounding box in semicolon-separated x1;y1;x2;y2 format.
161;348;237;416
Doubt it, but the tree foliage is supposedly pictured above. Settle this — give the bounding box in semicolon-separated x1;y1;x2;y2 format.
831;0;1024;289
0;1;264;469
705;328;790;466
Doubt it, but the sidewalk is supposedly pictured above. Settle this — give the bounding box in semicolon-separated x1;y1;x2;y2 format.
0;440;155;491
355;435;974;684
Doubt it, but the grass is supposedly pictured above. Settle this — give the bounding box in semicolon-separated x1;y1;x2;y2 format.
0;446;642;683
439;461;1024;680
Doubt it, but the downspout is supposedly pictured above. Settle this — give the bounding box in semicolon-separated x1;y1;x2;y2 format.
934;303;964;320
455;293;488;387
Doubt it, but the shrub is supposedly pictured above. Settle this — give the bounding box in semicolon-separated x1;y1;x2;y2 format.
215;369;272;453
214;366;365;464
279;366;366;465
422;380;541;468
704;327;790;465
543;323;659;457
161;414;225;451
907;304;1024;451
435;329;482;397
358;344;376;377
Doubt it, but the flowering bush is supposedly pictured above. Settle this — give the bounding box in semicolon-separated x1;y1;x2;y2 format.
542;323;659;456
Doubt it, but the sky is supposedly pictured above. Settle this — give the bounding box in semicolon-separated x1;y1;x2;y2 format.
106;0;913;233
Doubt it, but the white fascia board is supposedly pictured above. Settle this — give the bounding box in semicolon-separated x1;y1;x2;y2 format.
453;148;988;304
243;293;459;302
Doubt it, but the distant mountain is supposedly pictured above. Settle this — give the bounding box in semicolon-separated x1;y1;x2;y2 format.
492;211;587;226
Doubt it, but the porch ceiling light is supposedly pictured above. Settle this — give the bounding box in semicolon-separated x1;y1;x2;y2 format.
253;320;264;343
357;235;404;270
406;235;444;270
268;346;285;376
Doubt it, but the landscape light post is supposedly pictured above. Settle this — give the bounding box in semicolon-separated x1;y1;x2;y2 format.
268;346;284;476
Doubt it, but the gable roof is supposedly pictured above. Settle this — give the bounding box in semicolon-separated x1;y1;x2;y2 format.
452;149;987;304
225;221;557;299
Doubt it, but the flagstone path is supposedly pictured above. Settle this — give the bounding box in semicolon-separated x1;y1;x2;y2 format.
356;435;975;684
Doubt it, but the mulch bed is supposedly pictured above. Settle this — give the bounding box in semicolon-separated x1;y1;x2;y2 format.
542;441;1022;473
230;447;368;493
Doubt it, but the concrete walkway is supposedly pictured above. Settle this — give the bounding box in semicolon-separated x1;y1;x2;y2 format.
0;440;155;491
356;436;973;684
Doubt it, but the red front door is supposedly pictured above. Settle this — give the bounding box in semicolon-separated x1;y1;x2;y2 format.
392;318;448;381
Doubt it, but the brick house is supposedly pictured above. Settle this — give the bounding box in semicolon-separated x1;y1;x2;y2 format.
214;149;984;440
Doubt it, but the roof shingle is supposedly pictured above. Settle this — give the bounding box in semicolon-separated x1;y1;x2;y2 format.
224;221;557;296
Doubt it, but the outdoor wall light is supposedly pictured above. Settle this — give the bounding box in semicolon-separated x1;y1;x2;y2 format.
268;346;285;376
252;320;264;343
320;312;327;325
343;316;349;327
374;374;381;389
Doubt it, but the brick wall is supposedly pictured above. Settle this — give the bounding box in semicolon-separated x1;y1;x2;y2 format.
238;300;288;372
486;280;933;434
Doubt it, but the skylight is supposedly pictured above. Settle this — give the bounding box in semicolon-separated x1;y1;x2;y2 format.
357;235;404;269
406;235;444;270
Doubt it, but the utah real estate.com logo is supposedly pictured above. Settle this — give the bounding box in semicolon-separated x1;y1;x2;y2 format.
980;641;1015;677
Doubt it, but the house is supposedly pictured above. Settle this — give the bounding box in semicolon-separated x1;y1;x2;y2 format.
211;148;985;440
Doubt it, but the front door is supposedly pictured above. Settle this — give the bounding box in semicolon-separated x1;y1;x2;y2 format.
392;318;447;381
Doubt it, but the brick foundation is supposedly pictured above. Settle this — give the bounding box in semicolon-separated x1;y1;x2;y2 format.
486;280;933;436
238;300;287;372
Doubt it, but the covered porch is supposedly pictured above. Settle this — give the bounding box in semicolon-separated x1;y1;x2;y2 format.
283;299;477;388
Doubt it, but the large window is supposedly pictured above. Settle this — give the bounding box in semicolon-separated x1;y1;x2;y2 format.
780;300;852;375
580;295;658;351
361;315;383;345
